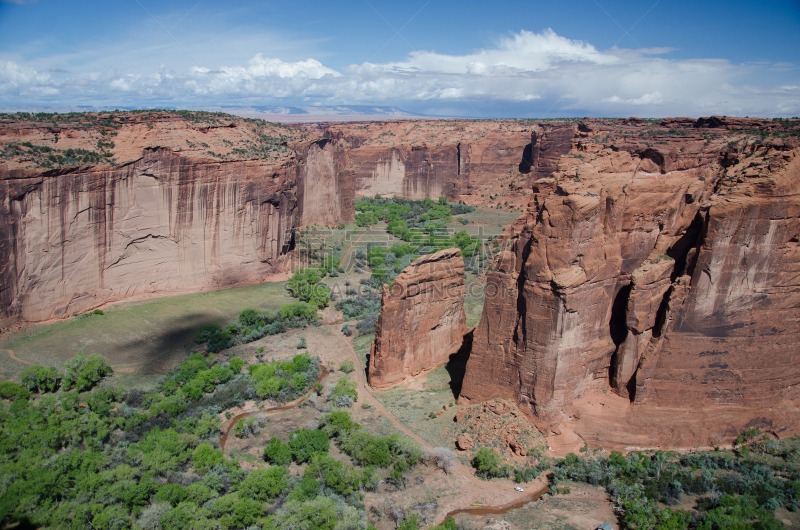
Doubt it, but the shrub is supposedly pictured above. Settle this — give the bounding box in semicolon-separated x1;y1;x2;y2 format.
329;376;358;407
472;448;508;478
336;292;381;321
228;357;244;373
289;429;331;463
264;437;292;465
341;324;353;337
0;381;31;401
356;315;378;334
340;361;355;374
297;336;307;349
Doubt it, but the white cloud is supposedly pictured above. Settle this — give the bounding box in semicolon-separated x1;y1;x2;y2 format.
0;29;797;117
604;91;664;105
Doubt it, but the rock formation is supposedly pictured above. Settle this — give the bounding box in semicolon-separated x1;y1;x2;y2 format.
298;120;534;207
459;117;800;447
368;248;467;389
0;112;354;324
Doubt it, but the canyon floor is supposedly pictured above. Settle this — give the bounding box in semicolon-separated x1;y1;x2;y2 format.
0;204;618;529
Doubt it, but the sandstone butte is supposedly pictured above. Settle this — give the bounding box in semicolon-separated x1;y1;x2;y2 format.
367;248;467;390
2;111;800;449
458;116;800;449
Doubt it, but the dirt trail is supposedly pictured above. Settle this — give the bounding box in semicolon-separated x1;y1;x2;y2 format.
332;325;517;495
1;348;34;366
334;326;429;449
339;229;368;272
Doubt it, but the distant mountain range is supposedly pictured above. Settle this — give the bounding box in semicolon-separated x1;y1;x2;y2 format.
0;105;430;122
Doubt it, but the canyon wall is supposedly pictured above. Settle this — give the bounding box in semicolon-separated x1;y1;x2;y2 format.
0;150;299;322
368;248;467;390
296;138;355;227
0;114;355;324
459;118;800;447
307;120;535;205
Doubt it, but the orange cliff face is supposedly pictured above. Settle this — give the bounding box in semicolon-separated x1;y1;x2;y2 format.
368;248;468;390
0;112;354;324
295;119;561;208
459;117;800;449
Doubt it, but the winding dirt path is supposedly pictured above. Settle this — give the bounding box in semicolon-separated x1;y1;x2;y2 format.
332;325;521;491
333;326;430;449
1;348;34;366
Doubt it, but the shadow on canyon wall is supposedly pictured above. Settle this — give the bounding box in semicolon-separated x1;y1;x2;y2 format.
446;329;473;399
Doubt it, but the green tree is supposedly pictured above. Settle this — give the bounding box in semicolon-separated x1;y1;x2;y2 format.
264;437;292;465
19;365;60;393
0;381;31;400
61;352;113;391
239;467;289;501
289;429;330;463
192;443;223;474
472;448;505;478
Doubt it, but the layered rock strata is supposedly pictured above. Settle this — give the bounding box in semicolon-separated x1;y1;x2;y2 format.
301;120;535;206
0;113;354;323
460;118;800;445
368;248;467;390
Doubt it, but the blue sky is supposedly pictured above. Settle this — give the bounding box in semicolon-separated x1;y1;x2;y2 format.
0;0;798;117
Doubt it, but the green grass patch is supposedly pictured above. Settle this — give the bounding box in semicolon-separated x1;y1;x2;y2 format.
0;282;290;386
352;332;374;371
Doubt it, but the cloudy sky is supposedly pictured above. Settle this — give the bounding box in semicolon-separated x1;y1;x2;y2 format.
0;0;798;118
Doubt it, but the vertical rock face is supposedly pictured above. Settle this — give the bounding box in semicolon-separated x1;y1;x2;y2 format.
524;124;575;184
306;121;532;203
0;115;356;324
1;149;299;323
296;139;355;227
460;119;800;444
368;248;467;390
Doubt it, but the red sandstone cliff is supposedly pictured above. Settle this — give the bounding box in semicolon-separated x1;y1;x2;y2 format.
0;112;354;324
368;248;467;390
296;120;541;208
459;117;800;447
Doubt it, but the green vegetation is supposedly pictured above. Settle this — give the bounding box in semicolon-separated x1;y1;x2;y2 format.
0;351;342;529
0;280;291;386
19;352;112;394
0;142;117;168
247;353;320;401
472;447;509;479
328;375;358;407
553;440;800;530
351;197;490;291
319;410;422;489
287;268;333;309
195;304;320;352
